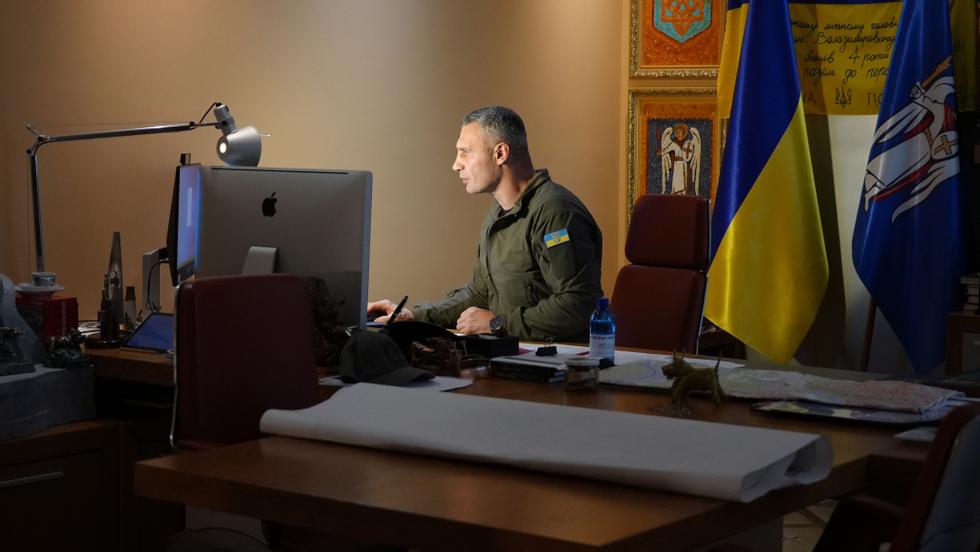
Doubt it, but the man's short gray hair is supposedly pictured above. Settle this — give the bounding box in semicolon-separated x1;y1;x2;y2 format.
461;106;529;156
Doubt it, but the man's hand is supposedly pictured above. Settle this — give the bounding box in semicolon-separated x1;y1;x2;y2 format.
456;307;494;335
366;299;415;323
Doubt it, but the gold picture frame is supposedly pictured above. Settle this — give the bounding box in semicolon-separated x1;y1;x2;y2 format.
627;88;719;227
629;0;723;79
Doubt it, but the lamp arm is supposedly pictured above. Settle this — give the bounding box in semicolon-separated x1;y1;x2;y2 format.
26;121;223;155
25;120;224;273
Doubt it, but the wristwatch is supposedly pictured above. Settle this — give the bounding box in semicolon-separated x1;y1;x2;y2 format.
489;314;507;337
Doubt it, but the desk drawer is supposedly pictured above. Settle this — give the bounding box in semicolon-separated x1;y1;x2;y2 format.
0;451;114;551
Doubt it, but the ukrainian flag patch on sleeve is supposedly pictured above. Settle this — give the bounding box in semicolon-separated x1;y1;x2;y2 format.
544;228;571;248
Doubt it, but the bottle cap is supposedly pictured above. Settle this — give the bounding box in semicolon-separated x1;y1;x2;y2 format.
597;297;609;309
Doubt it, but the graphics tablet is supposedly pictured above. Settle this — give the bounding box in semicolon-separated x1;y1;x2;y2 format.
122;312;174;353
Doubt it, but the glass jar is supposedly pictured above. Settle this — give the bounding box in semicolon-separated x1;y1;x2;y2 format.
565;356;600;392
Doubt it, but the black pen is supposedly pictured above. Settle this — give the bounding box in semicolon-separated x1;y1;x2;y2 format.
385;295;408;329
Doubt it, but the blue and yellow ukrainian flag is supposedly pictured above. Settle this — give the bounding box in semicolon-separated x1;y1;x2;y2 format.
706;0;828;363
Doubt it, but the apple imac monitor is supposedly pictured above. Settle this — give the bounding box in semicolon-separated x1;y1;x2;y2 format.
169;164;203;284
168;164;372;328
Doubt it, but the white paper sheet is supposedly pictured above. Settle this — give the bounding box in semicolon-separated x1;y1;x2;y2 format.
261;383;831;503
318;375;473;392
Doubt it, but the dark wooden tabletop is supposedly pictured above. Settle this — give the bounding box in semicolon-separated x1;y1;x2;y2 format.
135;377;907;551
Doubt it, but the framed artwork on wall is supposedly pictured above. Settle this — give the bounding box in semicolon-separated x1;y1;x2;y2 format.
627;88;719;226
629;0;723;79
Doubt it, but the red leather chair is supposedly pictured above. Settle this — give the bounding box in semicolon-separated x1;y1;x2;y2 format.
813;403;980;552
171;274;320;450
171;275;393;551
611;194;709;353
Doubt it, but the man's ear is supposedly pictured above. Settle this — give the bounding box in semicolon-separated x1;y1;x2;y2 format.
493;142;510;166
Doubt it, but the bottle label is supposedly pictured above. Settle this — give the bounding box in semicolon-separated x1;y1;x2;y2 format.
589;334;615;362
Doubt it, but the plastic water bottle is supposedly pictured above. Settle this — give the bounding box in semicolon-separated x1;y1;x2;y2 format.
589;297;616;363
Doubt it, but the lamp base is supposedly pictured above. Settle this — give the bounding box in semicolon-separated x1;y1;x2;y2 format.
84;333;123;349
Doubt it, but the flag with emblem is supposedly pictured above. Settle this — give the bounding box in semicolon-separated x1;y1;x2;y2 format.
852;0;964;374
705;0;828;363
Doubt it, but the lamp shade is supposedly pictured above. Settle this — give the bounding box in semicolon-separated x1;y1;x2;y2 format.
217;125;262;167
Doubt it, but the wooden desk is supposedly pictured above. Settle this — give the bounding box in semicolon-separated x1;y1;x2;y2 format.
1;421;121;551
87;347;173;386
135;378;900;551
86;347;184;551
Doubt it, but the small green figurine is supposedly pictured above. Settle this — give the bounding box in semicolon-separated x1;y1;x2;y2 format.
45;328;90;369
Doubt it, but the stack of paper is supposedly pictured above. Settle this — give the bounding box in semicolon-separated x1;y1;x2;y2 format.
261;383;832;503
489;352;576;383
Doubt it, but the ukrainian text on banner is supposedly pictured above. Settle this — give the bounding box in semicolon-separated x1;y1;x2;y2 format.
707;0;828;363
852;0;964;374
719;0;976;118
791;0;900;115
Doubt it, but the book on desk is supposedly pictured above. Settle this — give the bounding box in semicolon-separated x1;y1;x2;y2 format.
490;351;579;383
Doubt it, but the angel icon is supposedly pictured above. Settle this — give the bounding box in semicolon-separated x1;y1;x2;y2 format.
659;123;702;196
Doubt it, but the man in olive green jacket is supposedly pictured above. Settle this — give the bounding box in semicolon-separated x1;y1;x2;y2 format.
368;106;602;342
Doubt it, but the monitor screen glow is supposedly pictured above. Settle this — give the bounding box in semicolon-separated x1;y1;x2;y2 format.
173;164;201;284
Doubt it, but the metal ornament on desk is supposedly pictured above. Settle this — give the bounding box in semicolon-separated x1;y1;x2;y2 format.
85;233;125;348
107;231;124;326
85;274;123;348
0;274;42;375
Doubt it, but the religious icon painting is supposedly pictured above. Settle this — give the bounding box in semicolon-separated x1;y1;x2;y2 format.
629;0;723;79
627;89;718;228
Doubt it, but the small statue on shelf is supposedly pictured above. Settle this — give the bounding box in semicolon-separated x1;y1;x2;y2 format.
45;327;90;369
659;352;726;416
0;327;20;358
1;326;35;376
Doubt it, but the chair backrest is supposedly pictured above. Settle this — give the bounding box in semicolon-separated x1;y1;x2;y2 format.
171;274;320;450
892;403;980;552
611;194;709;352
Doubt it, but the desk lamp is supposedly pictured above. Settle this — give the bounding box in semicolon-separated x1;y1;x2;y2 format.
21;102;261;346
25;101;262;275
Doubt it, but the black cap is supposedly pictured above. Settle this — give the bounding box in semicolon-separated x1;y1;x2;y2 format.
338;331;434;386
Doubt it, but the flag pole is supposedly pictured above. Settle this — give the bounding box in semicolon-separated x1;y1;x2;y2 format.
860;299;876;372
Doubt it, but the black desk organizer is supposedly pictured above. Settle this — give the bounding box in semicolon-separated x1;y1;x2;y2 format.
383;321;518;359
457;334;519;358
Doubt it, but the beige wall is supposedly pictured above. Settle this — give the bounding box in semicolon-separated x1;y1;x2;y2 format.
0;0;627;320
825;116;914;376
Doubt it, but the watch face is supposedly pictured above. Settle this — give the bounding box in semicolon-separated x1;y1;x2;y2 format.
490;315;505;334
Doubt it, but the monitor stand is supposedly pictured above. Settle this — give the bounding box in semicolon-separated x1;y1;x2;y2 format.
241;246;278;275
142;246;166;311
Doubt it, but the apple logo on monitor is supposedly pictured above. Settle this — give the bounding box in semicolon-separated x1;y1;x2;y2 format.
261;193;277;217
